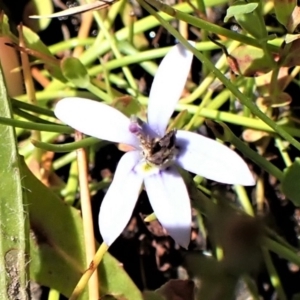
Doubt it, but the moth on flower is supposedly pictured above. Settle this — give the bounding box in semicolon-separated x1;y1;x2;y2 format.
55;42;255;248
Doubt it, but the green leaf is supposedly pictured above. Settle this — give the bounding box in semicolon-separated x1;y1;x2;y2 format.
224;0;267;39
61;57;90;89
21;159;142;299
282;159;300;206
224;2;258;22
21;158;87;298
0;64;30;298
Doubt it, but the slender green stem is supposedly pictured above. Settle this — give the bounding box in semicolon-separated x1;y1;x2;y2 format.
261;247;287;300
138;1;300;151
88;40;229;76
11;98;55;117
144;0;279;52
13;108;54;125
69;243;109;300
137;95;300;138
92;10;138;93
264;238;300;266
234;185;254;216
207;122;284;181
32;137;107;152
89;178;111;193
275;138;292;167
0;117;72;133
231;134;284;181
48;38;95;54
87;81;111;103
53;152;77;170
17;90;97;103
78;0;230;66
63;160;78;205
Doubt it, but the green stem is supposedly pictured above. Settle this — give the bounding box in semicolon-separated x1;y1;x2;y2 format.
87;81;111;103
261;247;287;300
137;95;300;138
11;98;55;117
144;0;279;52
53;152;77;170
32;137;107;152
275;138;292;167
92;10;138;93
69;243;109;300
13;108;55;125
88;40;227;76
207;122;284;181
0;117;72;133
263;238;300;266
138;1;300;151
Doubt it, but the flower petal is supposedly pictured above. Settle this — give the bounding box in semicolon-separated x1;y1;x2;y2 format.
144;167;191;248
176;130;255;186
55;97;139;146
147;42;194;136
99;151;143;246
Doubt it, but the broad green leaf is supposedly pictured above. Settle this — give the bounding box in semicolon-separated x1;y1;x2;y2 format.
282;159;300;206
0;64;30;298
99;254;143;299
21;159;143;299
21;159;87;298
61;57;90;89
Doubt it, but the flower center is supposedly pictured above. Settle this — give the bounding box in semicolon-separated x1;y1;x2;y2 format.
129;116;178;169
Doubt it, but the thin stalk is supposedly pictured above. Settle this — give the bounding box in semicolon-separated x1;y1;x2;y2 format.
75;131;99;300
31;137;106;152
0;117;73;133
136;1;300;150
69;243;109;300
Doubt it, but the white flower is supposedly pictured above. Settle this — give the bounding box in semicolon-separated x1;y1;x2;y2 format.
55;43;255;248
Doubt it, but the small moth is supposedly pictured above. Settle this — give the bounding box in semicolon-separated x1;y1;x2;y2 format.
142;130;177;167
130;116;177;167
